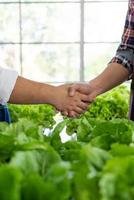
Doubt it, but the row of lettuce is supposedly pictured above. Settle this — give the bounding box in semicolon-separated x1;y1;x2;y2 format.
0;85;133;200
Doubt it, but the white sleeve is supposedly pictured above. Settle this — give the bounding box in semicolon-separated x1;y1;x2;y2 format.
0;67;18;104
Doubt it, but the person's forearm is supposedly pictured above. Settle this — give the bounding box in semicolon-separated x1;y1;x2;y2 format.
9;76;56;104
8;76;89;117
89;63;129;96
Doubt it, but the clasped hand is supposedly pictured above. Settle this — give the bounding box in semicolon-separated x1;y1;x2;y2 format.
55;83;97;118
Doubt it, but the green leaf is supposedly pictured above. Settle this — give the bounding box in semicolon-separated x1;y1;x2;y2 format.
21;174;57;200
50;121;66;150
0;165;22;200
77;117;93;142
58;140;82;161
91;119;133;149
110;143;134;157
0;134;15;162
45;161;71;200
10;147;60;176
100;157;134;200
81;144;111;170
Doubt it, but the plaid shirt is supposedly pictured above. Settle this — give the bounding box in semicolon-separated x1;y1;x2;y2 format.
110;0;134;79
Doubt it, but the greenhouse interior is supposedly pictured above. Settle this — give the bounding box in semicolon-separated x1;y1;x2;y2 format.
0;0;134;199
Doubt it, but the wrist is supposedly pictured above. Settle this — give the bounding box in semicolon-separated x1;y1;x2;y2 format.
88;79;104;96
88;63;129;96
40;84;57;105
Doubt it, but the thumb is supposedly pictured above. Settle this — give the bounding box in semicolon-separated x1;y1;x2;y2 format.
68;84;80;97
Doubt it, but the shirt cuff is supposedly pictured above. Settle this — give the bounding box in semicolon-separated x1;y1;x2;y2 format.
109;55;133;80
110;45;134;80
0;68;18;104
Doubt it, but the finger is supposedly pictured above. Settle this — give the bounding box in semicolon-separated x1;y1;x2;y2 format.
79;93;92;103
73;107;86;115
61;111;68;116
80;92;97;103
68;111;79;118
55;109;60;114
78;101;89;110
70;106;90;116
68;83;80;97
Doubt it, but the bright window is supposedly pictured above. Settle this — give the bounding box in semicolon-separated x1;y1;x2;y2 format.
0;0;128;83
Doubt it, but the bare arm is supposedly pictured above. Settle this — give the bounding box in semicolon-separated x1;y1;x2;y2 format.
9;76;56;104
68;62;129;108
88;62;129;97
9;76;89;116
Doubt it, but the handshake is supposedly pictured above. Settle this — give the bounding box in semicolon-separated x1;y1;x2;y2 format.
53;82;99;118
